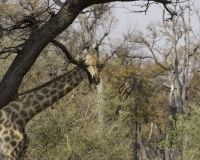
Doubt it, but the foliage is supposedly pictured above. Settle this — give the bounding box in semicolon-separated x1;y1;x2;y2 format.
25;85;132;160
158;98;200;160
158;115;184;149
181;101;200;160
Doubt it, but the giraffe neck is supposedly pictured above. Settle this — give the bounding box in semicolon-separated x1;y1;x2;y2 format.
3;67;86;127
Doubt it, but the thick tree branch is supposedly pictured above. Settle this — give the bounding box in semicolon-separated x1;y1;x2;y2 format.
126;55;153;59
50;39;93;84
89;0;172;5
50;39;79;65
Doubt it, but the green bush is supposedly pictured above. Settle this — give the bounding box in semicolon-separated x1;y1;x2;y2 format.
182;102;200;160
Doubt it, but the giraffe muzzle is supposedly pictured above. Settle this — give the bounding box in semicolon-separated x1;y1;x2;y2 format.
92;75;100;85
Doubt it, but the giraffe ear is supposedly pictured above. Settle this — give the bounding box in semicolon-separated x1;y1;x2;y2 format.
93;46;99;60
85;46;99;60
86;46;90;55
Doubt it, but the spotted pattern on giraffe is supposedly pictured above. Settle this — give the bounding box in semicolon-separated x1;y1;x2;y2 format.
0;49;100;160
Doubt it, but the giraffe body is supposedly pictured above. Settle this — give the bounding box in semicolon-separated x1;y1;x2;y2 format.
0;52;100;160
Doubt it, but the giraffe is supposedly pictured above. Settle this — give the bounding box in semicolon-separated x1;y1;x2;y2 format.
0;48;100;160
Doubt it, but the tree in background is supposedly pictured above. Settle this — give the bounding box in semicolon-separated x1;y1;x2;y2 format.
128;0;200;159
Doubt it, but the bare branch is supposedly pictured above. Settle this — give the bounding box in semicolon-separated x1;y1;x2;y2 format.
0;47;20;55
126;55;153;59
149;46;170;71
50;39;79;65
4;10;48;32
187;44;200;57
53;0;64;7
154;0;172;4
96;32;109;47
0;24;3;38
128;0;152;15
50;39;93;84
163;3;177;21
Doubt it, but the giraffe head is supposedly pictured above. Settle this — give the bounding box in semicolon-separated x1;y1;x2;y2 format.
85;47;100;85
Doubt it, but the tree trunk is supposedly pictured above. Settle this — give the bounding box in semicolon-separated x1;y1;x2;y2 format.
138;124;148;159
130;100;138;160
164;68;177;160
97;80;104;131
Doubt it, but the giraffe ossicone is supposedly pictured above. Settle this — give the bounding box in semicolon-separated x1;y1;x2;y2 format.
0;48;100;160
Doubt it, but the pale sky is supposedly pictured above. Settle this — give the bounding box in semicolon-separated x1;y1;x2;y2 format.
114;2;163;31
114;1;200;35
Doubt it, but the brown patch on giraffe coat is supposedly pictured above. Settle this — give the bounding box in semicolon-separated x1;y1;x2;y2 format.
42;99;50;107
0;112;3;119
21;100;31;107
9;129;14;138
73;81;80;87
42;87;49;93
4;136;10;142
64;86;73;93
4;120;12;128
2;130;8;135
16;119;24;127
50;82;57;88
50;89;57;96
67;73;73;80
0;125;3;132
28;108;35;118
11;102;20;111
59;90;65;97
10;141;17;147
36;94;44;101
27;94;34;99
75;76;80;82
3;144;11;154
3;107;12;118
18;141;22;148
14;147;19;154
24;117;31;123
0;118;5;124
10;112;17;123
13;125;17;130
19;110;28;118
58;83;66;90
35;104;42;113
60;77;66;83
52;95;58;103
10;150;17;159
32;100;39;107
